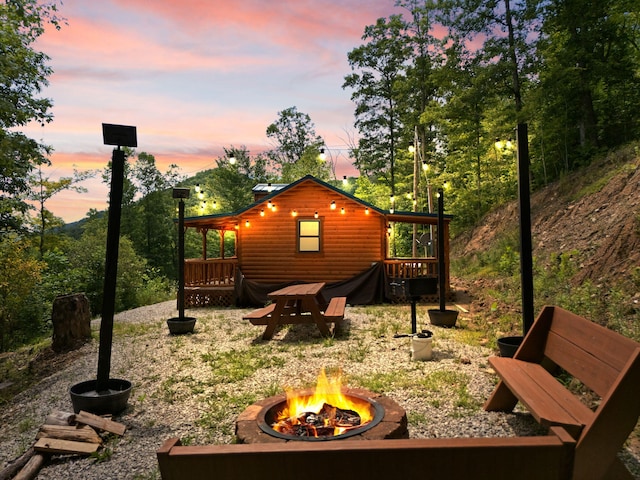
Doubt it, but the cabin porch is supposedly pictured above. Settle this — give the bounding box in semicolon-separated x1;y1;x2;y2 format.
183;257;447;307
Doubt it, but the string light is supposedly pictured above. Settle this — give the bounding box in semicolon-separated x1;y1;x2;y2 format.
245;219;250;227
314;211;318;219
365;207;369;215
330;200;336;210
291;210;298;217
340;207;345;214
319;148;326;161
229;155;236;165
342;175;348;185
260;209;265;217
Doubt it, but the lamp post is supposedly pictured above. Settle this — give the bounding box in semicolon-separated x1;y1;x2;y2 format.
70;123;136;414
166;187;197;334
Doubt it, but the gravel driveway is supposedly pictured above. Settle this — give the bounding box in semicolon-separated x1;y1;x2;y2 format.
1;300;638;479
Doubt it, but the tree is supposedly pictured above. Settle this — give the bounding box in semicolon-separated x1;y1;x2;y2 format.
0;0;63;232
266;107;325;175
343;15;411;196
126;152;182;278
27;165;95;256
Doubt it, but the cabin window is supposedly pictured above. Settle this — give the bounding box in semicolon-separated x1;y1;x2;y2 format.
298;219;321;252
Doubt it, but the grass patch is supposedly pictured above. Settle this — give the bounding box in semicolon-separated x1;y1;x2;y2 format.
201;347;285;383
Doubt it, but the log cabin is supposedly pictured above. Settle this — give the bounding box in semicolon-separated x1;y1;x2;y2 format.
181;175;452;307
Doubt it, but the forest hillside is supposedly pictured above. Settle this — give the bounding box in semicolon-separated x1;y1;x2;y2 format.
453;143;640;288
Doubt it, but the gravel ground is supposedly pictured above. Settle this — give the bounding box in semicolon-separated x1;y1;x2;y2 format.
1;300;638;479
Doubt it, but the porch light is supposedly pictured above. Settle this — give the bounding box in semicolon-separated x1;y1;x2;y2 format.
260;209;265;217
341;207;345;214
245;220;250;227
330;200;336;210
387;224;392;235
268;200;272;209
235;223;239;230
271;203;277;212
291;210;298;217
314;211;318;218
365;207;369;215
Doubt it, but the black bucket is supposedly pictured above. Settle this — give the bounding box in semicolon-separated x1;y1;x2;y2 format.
497;336;524;357
70;378;132;415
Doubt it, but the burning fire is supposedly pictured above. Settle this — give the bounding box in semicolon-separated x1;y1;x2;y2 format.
272;368;374;437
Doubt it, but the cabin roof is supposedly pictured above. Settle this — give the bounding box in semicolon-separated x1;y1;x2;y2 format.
182;175;452;230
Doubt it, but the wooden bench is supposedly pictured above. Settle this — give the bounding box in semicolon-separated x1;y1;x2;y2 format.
484;305;640;480
243;304;276;326
322;296;347;321
157;427;576;480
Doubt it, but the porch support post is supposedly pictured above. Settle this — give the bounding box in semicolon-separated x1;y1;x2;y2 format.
219;230;225;259
201;228;208;260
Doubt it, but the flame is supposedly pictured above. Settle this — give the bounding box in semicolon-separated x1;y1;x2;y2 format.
274;368;373;436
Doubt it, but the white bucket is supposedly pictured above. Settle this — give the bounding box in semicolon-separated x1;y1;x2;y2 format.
411;335;433;361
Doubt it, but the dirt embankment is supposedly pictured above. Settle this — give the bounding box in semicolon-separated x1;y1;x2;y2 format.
453;144;640;289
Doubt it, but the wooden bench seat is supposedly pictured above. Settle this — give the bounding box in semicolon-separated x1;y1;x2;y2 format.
323;296;347;321
485;305;640;479
243;304;276;325
158;427;576;480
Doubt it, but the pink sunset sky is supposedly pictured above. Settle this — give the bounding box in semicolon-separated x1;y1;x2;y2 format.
22;0;406;223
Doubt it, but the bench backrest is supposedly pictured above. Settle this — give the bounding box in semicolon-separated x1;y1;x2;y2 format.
518;306;639;397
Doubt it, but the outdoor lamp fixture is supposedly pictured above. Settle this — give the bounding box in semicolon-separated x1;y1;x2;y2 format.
343;175;348;185
235;223;239;230
319;148;326;161
260;209;265;217
341;207;345;214
229;155;236;165
245;220;250;227
267;182;273;192
195;184;201;193
271;203;277;212
291;209;298;217
390;195;395;214
330;200;336;210
268;200;272;209
198;190;204;200
365;207;369;215
212;200;217;209
314;211;319;219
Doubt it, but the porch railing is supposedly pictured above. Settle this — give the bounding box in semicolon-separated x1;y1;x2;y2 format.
184;258;237;286
383;258;438;279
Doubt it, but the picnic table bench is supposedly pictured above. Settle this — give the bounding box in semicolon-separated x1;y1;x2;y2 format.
485;305;640;479
243;282;346;340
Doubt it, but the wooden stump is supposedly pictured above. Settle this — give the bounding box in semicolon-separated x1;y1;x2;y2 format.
51;293;91;353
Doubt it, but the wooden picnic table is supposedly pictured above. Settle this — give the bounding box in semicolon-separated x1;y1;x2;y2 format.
243;282;346;340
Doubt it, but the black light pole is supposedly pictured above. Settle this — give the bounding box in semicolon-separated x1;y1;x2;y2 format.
437;188;446;312
96;123;137;392
172;188;190;320
516;123;534;334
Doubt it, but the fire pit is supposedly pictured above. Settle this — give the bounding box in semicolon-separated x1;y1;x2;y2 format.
236;369;408;443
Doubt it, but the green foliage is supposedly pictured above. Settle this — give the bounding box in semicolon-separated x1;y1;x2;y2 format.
0;0;63;231
0;236;44;351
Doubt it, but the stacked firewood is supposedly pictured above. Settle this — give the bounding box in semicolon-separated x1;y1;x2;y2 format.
0;410;126;480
